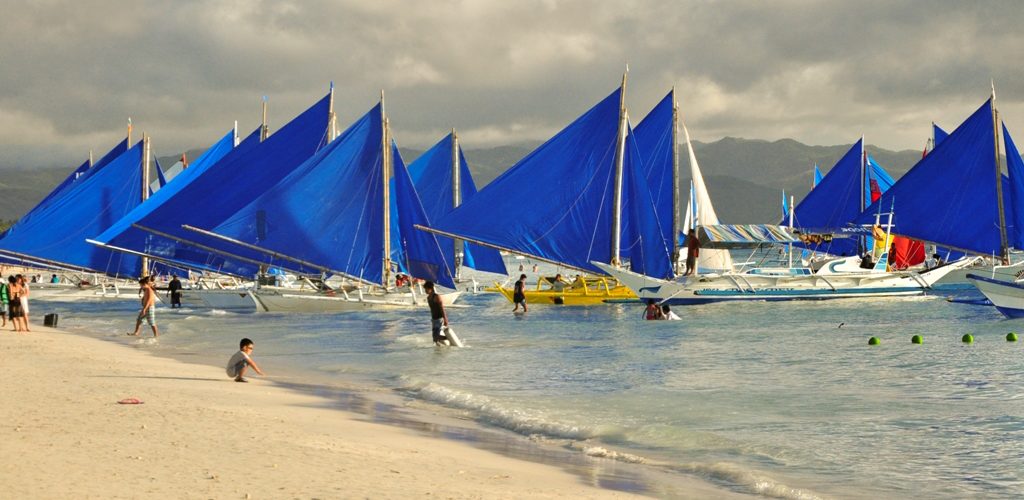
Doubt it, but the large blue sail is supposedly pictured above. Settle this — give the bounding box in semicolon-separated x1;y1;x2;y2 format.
633;91;675;255
393;142;457;289
855;100;1000;254
784;139;864;256
406;134;507;276
622;128;673;279
36;139;129;214
0;142;144;276
428;88;623;275
1003;124;1024;249
94;93;332;276
93;127;260;277
202;104;385;282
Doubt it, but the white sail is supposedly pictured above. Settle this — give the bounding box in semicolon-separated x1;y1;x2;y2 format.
681;122;733;271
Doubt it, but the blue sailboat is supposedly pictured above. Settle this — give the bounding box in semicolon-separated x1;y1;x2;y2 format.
406;132;507;280
0;138;145;277
416;76;672;304
92;90;334;278
176;96;461;312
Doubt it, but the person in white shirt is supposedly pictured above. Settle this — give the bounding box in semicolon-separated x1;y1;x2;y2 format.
226;338;265;383
660;304;681;320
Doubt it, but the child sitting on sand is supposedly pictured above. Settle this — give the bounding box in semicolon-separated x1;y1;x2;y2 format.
226;338;264;383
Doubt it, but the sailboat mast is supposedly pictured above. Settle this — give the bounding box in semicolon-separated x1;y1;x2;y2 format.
992;84;1009;264
88;149;94;168
381;90;392;287
671;88;682;274
860;136;866;255
140;134;151;276
610;70;628;266
261;96;269;142
451;129;463;279
327;82;337;141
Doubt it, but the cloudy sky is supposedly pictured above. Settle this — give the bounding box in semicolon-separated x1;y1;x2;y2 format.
2;0;1022;168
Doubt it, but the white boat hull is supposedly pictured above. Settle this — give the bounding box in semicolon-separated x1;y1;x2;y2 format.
965;273;1024;318
593;257;974;304
251;289;462;313
191;289;259;311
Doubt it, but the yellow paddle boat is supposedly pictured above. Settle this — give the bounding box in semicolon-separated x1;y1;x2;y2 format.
488;275;636;305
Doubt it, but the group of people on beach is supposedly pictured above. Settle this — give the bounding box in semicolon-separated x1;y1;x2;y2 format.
1;274;32;332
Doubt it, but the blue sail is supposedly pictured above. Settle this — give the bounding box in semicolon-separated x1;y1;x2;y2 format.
0;142;144;276
785;139;864;256
633;91;676;255
393;142;457;289
36;139;129;212
855;100;1000;254
428;88;624;274
813;164;823;186
406;134;507;276
934;123;949;147
203;105;385;282
93;127;259;276
196;104;455;288
94;93;332;276
1003;124;1024;249
623;129;673;279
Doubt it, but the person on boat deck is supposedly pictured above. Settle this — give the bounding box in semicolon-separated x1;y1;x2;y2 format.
548;273;570;291
859;251;875;269
424;281;450;345
512;274;528;313
886;242;897;271
395;273;408;288
50;274;59;284
644;299;663;320
661;304;681;320
684;228;701;276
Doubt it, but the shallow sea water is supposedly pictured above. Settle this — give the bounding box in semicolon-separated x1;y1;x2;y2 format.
42;279;1024;499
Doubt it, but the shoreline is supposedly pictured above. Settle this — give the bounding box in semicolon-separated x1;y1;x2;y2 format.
1;324;741;498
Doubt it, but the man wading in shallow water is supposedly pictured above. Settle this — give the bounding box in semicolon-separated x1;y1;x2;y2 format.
424;281;450;345
129;276;159;337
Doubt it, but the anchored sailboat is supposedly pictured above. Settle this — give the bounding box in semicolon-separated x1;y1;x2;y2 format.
418;74;671;305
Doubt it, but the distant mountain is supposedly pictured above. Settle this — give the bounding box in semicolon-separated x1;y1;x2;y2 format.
0;137;931;224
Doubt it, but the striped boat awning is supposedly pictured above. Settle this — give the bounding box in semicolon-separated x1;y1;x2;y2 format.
697;224;798;248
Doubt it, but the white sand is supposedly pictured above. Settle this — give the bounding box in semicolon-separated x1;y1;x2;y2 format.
0;326;677;498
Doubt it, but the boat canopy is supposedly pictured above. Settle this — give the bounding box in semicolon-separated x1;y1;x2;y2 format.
697;224;797;249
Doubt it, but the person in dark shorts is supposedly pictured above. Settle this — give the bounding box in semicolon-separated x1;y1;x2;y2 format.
168;275;183;308
424;281;449;345
512;273;528;313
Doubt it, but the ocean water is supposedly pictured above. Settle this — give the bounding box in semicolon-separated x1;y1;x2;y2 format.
41;281;1024;499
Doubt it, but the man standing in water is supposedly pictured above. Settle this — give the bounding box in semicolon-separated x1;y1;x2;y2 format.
424;281;449;345
168;274;183;309
129;276;159;337
512;274;528;313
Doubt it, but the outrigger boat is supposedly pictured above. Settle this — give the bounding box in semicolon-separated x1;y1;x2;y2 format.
487;275;634;305
595;223;975;304
419;73;677;305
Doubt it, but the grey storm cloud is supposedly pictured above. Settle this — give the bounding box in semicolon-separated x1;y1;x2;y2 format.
1;0;1022;168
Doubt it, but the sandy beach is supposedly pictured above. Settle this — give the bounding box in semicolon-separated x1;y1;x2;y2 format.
0;325;701;499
